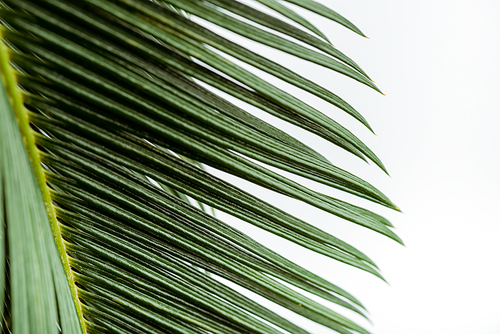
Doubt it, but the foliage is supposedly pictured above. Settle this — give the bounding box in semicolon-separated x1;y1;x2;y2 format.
0;0;399;333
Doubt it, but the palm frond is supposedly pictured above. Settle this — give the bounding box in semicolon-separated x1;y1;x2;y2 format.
0;0;399;333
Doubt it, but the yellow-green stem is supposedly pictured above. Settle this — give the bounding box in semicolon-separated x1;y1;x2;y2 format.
0;31;86;333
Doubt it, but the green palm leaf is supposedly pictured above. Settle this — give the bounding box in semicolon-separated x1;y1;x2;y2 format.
0;0;400;333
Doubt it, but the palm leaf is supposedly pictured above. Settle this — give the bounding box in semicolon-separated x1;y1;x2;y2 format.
0;0;400;333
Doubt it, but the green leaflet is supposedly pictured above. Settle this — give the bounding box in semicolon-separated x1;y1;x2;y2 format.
58;206;368;334
84;0;389;164
160;0;375;131
252;0;331;42
0;1;328;162
39;121;381;267
35;121;382;283
73;262;281;334
68;244;313;334
7;0;375;163
7;33;341;183
4;17;395;210
26;101;399;242
26;90;376;256
47;144;382;287
197;0;369;81
0;64;81;333
283;0;367;37
48;0;388;167
6;18;397;216
30;98;379;331
161;0;371;82
102;0;379;89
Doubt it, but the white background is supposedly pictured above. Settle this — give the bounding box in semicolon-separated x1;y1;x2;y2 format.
198;1;500;333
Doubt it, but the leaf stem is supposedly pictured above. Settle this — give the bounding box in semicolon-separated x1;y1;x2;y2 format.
0;30;86;333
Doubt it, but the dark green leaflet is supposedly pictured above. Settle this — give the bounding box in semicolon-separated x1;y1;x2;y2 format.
5;0;377;164
37;0;390;170
2;22;393;208
247;0;332;42
283;0;367;37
